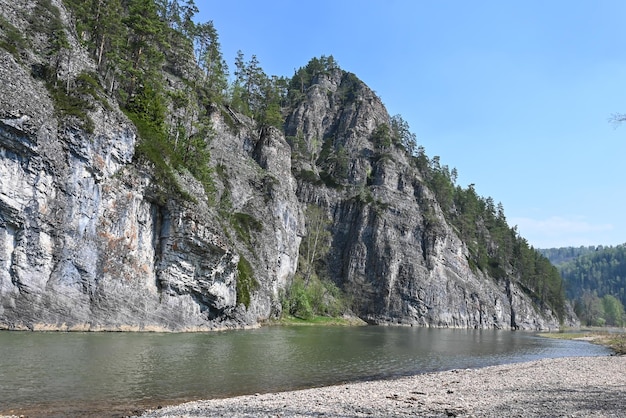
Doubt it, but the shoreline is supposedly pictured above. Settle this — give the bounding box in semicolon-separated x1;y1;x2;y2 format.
137;355;626;418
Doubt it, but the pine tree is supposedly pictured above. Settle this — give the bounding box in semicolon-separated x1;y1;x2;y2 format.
122;0;166;104
194;21;228;102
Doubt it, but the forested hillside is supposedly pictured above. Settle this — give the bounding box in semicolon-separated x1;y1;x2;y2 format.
539;246;599;267
541;245;626;326
0;0;568;330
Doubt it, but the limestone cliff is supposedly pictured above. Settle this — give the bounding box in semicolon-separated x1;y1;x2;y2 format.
0;0;302;330
284;70;564;330
0;0;569;331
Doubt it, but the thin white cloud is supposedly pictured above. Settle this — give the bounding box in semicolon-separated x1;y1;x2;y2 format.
509;216;614;248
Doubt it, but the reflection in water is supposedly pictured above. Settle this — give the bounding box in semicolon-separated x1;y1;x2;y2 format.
0;327;611;415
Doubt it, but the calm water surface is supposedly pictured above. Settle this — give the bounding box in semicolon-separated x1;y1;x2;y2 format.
0;326;611;416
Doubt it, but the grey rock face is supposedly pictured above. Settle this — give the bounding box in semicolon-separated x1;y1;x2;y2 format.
285;70;563;330
209;117;303;322
0;56;302;330
0;0;306;331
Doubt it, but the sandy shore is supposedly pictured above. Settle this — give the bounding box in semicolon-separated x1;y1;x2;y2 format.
138;355;626;418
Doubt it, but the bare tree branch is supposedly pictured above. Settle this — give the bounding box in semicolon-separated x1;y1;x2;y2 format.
608;113;626;128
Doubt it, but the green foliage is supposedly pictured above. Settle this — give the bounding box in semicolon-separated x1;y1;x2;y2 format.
76;71;109;107
261;101;283;129
230;51;287;128
217;186;233;219
602;294;625;326
539;246;599;267
427;157;456;211
30;0;61;28
20;1;100;130
573;291;625;327
46;1;570;323
29;0;66;49
122;0;167;99
300;204;332;283
127;82;167;128
130;99;214;200
333;145;350;179
285;59;567;319
281;276;347;320
279;204;344;319
282;276;314;319
65;0;127;88
353;187;375;205
317;138;350;183
294;169;321;184
371;116;416;153
214;163;227;180
319;171;343;189
550;244;626;319
391;114;417;155
62;0;217;199
371;123;393;149
274;315;361;326
231;212;262;246
316;136;333;163
287;55;338;105
31;66;97;132
414;145;430;172
236;255;258;308
128;110;189;200
47;81;94;131
171;110;215;197
193;20;229;103
537;244;626;326
0;15;28;58
286;131;307;155
337;72;361;103
131;113;167;162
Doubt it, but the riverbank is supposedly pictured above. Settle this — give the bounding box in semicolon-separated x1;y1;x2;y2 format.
263;314;368;327
539;329;626;355
138;355;626;418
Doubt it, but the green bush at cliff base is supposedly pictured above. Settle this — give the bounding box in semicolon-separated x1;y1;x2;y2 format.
281;275;347;320
272;315;365;326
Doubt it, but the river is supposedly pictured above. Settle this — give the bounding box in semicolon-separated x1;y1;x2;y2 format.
0;326;611;417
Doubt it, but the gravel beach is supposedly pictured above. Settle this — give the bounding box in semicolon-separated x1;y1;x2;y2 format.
138;356;626;418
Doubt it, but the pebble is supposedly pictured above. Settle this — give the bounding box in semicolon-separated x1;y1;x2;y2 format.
137;356;626;418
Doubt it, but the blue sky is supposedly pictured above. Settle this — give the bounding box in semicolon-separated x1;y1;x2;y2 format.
196;1;626;249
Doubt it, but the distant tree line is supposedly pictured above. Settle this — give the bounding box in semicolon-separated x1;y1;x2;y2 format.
542;245;626;326
573;291;625;327
539;246;599;267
